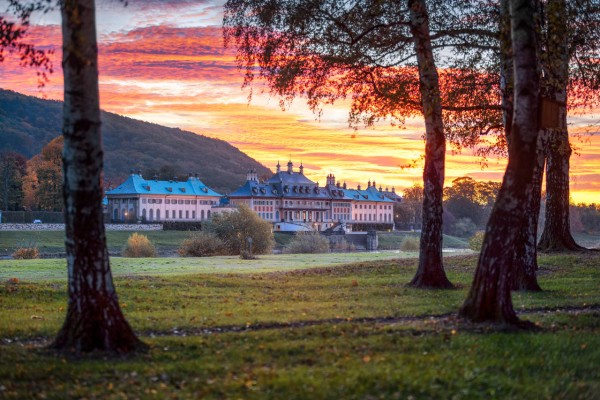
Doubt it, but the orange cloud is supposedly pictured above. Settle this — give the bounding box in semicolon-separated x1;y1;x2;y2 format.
1;22;600;203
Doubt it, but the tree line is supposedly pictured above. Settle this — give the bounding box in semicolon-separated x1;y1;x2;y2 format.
396;177;600;238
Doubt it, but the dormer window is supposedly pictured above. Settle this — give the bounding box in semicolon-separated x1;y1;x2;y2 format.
202;187;208;193
180;187;186;193
166;187;172;192
252;187;258;194
260;188;266;194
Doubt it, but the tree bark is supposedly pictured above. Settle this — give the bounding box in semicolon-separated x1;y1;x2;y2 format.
538;128;583;251
500;0;542;292
537;0;584;252
512;130;544;291
51;0;146;354
407;0;452;289
459;0;539;325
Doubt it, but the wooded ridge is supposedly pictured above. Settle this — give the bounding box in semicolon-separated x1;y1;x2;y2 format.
0;89;271;194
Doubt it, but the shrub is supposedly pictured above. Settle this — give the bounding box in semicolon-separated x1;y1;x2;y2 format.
239;250;257;260
122;233;157;257
12;246;40;259
330;237;356;252
178;232;227;257
206;204;274;255
399;236;420;252
469;231;486;252
452;217;478;238
284;232;330;254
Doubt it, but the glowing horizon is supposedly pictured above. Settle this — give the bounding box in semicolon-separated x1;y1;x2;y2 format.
1;1;599;203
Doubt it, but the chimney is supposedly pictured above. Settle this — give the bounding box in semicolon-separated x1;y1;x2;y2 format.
276;161;281;173
358;184;362;190
287;160;293;174
343;182;347;189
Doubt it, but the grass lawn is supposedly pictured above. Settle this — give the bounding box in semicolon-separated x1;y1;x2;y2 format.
0;229;474;256
0;230;194;256
0;252;599;398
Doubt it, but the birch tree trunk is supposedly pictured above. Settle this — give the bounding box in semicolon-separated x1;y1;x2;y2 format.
537;0;584;252
407;0;452;289
459;0;539;325
500;0;542;291
51;0;146;354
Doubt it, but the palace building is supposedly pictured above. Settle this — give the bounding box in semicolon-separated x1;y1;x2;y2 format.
228;161;396;231
106;171;222;223
106;161;400;231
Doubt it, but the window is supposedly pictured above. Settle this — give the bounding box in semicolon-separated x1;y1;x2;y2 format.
165;210;169;219
179;210;182;218
142;199;147;204
185;200;191;205
156;209;161;221
166;199;170;204
186;210;189;219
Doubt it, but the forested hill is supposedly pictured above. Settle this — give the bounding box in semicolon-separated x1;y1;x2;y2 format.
0;89;271;193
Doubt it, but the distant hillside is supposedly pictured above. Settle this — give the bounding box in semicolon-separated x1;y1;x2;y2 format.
0;89;271;193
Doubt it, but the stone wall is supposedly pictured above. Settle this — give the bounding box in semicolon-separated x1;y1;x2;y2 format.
0;223;163;231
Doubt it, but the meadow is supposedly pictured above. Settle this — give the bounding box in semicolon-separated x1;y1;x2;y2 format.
0;251;599;399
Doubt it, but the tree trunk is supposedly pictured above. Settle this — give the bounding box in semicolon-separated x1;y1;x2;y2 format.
51;0;146;354
512;130;545;291
537;0;584;252
407;0;452;289
538;128;583;251
500;0;541;292
459;0;539;325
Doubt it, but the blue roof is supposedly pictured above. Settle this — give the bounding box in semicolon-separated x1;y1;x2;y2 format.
230;175;394;203
341;185;395;203
106;174;221;197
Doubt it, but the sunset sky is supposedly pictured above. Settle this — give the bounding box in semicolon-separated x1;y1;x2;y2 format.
1;0;599;202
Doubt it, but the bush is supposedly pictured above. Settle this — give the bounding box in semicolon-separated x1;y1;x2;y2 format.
399;236;420;251
239;250;257;260
330;237;356;252
12;245;40;259
206;204;274;255
122;233;157;257
469;231;486;252
452;217;478;238
284;232;330;254
178;232;227;257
